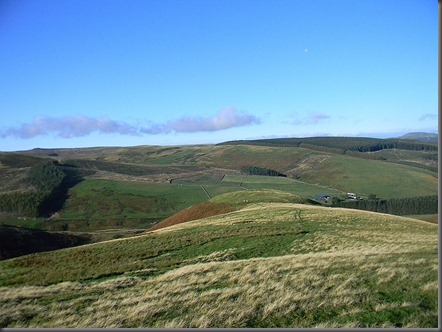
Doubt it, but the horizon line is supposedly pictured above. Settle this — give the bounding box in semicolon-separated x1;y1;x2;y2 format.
1;131;438;153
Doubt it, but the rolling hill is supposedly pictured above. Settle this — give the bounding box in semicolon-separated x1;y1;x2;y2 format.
0;190;437;328
0;137;438;261
397;132;438;142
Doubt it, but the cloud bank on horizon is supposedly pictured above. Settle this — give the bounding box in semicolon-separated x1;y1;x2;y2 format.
0;108;261;139
418;114;438;122
1;108;436;142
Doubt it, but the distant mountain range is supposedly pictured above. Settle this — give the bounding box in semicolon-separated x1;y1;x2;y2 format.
397;132;438;142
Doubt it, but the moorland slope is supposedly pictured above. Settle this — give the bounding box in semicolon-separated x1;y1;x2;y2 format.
0;190;437;328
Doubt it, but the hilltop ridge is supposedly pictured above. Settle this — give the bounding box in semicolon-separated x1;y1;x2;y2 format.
396;132;438;142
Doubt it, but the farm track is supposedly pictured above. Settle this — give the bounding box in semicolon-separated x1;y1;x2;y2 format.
239;182;249;191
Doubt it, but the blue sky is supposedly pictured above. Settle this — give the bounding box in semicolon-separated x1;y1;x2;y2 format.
0;0;438;151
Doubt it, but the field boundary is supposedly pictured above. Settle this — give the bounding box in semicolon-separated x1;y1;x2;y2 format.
200;185;211;198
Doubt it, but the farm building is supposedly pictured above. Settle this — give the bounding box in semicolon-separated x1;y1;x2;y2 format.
347;193;358;200
315;194;330;202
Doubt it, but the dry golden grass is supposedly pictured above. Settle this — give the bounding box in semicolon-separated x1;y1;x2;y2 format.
1;249;437;327
0;202;438;328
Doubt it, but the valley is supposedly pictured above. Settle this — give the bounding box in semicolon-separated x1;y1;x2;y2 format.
0;136;438;327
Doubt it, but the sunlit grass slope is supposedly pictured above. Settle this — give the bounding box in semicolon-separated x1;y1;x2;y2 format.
223;174;343;197
0;190;438;328
298;154;438;198
148;190;305;231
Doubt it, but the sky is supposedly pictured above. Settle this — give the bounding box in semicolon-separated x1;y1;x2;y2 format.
0;0;438;151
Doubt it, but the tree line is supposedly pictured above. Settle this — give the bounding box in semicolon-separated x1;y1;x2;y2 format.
240;166;286;177
220;137;438;153
0;161;66;217
333;195;438;215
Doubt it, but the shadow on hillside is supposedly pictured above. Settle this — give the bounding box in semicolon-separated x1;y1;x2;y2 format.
38;166;89;218
0;224;91;260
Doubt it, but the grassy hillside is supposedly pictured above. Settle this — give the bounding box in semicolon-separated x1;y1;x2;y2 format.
0;190;437;328
12;142;438;199
59;180;207;221
54;179;243;227
187;144;437;199
0;144;437;210
149;190;305;232
299;154;438;198
223;174;343;197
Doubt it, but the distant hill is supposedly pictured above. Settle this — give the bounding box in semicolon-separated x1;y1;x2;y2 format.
0;140;438;223
219;136;438;153
397;132;438;142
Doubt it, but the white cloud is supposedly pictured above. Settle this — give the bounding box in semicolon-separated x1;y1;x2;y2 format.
293;111;331;125
1;108;261;139
141;107;261;134
1;115;139;139
419;113;437;121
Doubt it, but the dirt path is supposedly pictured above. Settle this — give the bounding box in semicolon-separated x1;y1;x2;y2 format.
239;182;249;191
286;155;330;175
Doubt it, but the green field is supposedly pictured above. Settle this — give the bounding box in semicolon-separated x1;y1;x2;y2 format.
223;175;343;197
0;191;437;327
